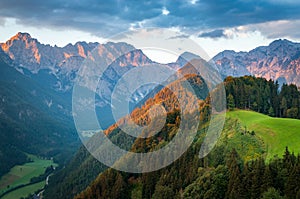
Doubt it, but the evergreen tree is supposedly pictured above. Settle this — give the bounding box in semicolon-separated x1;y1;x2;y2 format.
285;163;300;199
280;97;288;117
226;149;242;199
227;94;235;111
261;187;284;199
261;165;274;192
268;106;275;117
152;185;174;199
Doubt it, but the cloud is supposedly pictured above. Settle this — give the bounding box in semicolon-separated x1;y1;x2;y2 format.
198;29;226;38
0;0;300;37
0;18;5;26
167;34;190;40
241;20;300;40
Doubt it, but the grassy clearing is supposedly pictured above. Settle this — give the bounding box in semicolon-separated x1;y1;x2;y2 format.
1;181;45;199
227;110;300;160
218;116;265;162
0;154;57;196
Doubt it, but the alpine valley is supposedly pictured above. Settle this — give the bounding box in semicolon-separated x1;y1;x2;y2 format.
0;33;300;199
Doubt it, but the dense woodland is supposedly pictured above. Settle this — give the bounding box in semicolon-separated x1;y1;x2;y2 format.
225;76;300;119
76;146;300;199
44;75;300;199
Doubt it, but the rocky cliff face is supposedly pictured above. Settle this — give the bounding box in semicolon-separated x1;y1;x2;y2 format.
0;32;97;72
0;33;193;96
0;32;139;91
213;39;300;86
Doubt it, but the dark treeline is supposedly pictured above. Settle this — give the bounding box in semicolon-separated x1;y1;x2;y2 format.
0;143;27;176
76;146;300;199
225;76;300;119
184;147;300;199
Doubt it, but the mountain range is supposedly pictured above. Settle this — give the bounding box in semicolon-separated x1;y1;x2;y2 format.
0;32;299;146
0;32;299;163
1;32;300;198
1;33;300;90
213;39;300;86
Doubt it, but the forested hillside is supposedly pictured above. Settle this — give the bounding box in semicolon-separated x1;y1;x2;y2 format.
44;63;210;199
225;76;300;119
76;109;300;198
46;75;300;199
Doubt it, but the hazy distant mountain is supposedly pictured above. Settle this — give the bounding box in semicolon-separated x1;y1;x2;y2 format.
213;39;300;86
0;33;198;128
168;51;201;70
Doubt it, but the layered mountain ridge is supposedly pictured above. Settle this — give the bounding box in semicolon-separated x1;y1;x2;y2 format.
213;39;300;86
2;32;300;90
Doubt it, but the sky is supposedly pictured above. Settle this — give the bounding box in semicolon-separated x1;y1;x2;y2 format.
0;0;300;62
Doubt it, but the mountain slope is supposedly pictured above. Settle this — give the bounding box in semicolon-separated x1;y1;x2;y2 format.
0;33;205;179
72;75;300;199
75;110;300;199
44;59;210;199
0;53;78;176
213;39;300;86
75;109;300;199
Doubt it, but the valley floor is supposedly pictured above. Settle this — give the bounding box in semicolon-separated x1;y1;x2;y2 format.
0;154;57;199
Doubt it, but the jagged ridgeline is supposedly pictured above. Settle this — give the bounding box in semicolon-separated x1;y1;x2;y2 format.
213;39;300;87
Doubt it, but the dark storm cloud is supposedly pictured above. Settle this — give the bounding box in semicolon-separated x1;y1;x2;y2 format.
198;29;226;38
0;0;299;36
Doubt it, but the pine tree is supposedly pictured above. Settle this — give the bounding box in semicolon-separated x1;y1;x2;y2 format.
261;187;284;199
283;147;293;170
261;165;273;192
227;94;235;111
226;149;242;199
285;163;300;199
268;106;275;117
240;162;252;199
250;158;265;199
280;97;287;117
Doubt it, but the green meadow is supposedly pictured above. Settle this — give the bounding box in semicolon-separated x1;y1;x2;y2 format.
227;110;300;160
1;181;45;199
0;154;57;198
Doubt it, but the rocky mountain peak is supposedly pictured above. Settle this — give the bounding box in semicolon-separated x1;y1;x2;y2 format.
119;49;152;67
10;32;33;42
269;39;294;47
3;32;39;50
